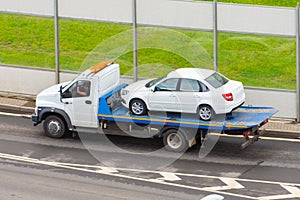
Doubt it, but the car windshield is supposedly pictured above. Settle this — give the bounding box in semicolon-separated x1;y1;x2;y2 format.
205;72;229;88
145;76;166;88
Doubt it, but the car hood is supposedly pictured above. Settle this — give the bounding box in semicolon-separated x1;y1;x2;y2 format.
124;79;153;93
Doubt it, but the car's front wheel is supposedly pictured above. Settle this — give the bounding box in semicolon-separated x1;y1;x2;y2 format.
129;99;147;115
198;105;214;121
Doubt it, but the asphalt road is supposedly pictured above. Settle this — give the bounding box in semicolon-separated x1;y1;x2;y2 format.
0;114;300;200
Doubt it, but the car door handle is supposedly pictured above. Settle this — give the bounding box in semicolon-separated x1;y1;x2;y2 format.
65;101;72;104
169;94;176;97
85;100;92;104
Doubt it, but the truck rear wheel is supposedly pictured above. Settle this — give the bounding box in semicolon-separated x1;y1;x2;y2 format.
43;115;66;138
163;129;188;152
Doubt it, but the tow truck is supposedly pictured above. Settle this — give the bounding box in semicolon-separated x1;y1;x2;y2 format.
32;61;277;152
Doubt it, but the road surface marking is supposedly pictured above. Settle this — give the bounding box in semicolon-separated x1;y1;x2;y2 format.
202;178;244;191
259;185;300;200
260;136;300;142
1;152;300;199
98;166;119;174
0;152;257;199
0;112;31;118
210;133;300;143
157;172;181;181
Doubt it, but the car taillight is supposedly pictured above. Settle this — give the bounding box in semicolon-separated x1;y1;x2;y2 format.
222;93;233;101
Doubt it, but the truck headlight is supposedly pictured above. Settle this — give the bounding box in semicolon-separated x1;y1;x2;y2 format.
34;107;38;115
122;90;129;95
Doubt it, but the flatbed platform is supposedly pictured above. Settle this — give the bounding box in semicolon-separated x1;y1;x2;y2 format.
98;84;277;132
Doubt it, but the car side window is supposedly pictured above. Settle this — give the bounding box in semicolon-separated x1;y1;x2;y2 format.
199;82;209;92
180;79;201;92
62;80;91;98
155;78;179;91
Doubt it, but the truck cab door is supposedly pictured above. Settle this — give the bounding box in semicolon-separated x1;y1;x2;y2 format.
62;80;98;128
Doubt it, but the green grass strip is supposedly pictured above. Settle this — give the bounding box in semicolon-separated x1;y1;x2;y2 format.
0;13;296;90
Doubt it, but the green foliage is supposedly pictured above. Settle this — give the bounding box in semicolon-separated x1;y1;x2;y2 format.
200;0;300;7
0;13;296;90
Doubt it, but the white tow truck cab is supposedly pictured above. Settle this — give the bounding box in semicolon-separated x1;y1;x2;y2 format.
32;61;276;152
32;61;120;138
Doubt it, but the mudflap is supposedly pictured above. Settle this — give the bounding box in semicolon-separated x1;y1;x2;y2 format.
240;127;266;149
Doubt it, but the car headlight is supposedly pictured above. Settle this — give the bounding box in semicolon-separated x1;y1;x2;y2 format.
121;90;129;95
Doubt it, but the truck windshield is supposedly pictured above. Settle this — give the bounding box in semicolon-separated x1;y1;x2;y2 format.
205;72;229;88
145;76;166;88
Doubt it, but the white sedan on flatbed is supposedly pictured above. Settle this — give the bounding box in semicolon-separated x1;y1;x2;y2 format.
121;68;245;121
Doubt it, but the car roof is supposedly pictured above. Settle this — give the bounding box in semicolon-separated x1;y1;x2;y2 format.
167;68;215;80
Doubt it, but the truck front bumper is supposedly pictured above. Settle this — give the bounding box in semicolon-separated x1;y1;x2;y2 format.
32;108;42;126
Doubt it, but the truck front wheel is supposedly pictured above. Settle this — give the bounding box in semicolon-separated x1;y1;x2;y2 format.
43;115;66;138
163;129;188;152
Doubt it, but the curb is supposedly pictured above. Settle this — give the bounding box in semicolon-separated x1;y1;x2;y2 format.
0;104;34;115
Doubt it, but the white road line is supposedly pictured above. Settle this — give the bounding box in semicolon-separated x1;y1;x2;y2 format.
260;136;300;142
98;166;119;174
2;152;299;189
157;172;181;181
210;133;300;143
0;152;257;199
0;112;31;118
259;185;300;200
202;178;244;191
1;152;300;199
45;162;119;173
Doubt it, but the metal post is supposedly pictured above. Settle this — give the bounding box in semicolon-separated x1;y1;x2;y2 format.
296;3;300;122
213;0;218;72
132;0;138;82
54;0;60;84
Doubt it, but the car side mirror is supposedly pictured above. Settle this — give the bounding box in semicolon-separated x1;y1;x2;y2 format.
153;86;160;92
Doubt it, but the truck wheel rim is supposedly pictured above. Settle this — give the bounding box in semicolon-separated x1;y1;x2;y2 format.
48;120;61;134
167;133;182;149
199;107;211;120
132;102;144;115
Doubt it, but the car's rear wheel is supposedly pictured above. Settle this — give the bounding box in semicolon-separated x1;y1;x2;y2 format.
198;105;214;121
130;99;147;116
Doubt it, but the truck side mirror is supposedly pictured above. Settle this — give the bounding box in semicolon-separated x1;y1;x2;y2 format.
59;86;63;102
154;86;161;92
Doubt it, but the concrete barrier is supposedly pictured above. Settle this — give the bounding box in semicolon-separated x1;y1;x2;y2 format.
0;64;295;119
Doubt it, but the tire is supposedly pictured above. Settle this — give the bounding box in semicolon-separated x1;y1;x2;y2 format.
198;105;214;121
163;129;189;152
129;99;147;116
43;115;66;138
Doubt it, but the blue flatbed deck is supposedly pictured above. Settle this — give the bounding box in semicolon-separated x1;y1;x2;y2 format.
97;84;277;132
